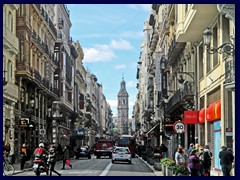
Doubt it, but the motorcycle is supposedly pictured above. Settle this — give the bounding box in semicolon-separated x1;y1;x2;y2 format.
33;154;49;176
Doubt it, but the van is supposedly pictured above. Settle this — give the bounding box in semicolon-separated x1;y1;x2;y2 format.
94;139;114;159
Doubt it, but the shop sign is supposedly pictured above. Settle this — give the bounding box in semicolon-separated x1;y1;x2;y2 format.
20;118;29;127
184;111;199;124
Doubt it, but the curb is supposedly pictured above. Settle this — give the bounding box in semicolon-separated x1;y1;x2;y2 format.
138;157;162;176
13;168;33;175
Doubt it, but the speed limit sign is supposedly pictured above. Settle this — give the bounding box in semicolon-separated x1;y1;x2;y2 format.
173;121;185;134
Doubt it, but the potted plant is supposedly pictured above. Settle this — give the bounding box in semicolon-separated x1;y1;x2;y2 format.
166;160;176;176
173;164;190;176
160;158;172;176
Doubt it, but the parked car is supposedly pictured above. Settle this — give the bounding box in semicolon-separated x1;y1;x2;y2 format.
94;139;114;159
75;146;91;159
112;146;132;164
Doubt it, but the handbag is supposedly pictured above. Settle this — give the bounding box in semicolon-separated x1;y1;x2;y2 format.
66;159;70;165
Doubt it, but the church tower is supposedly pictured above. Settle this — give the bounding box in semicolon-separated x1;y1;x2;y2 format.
117;76;129;135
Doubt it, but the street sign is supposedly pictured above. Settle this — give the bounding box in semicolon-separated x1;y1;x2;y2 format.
173;121;185;134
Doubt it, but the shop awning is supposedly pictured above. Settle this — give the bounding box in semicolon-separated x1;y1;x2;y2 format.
206;103;215;121
215;100;221;119
184;111;199;124
146;123;159;136
206;99;221;121
199;108;205;123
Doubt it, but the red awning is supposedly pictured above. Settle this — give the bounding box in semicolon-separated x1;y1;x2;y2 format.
206;103;215;121
199;108;205;123
215;100;221;119
184;111;199;124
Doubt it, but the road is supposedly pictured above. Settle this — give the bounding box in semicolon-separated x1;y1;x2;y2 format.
14;156;155;176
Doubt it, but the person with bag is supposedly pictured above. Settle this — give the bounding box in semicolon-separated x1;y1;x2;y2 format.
175;146;188;166
188;149;201;176
61;145;72;170
20;143;28;170
48;145;61;176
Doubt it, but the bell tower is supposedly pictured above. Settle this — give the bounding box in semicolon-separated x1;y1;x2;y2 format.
117;76;129;135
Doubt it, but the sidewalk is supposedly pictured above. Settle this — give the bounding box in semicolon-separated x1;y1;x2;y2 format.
12;160;63;175
137;156;163;176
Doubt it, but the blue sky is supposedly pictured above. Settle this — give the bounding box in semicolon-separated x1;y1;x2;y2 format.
67;4;150;118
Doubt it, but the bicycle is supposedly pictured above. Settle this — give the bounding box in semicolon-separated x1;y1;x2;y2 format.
3;154;15;176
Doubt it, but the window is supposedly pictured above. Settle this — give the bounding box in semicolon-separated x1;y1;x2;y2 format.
222;15;230;60
212;24;218;67
199;43;203;79
18;4;24;17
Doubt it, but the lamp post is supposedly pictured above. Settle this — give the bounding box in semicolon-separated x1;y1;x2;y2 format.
203;27;235;56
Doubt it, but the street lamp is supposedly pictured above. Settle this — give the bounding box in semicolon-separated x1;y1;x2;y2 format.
203;27;235;56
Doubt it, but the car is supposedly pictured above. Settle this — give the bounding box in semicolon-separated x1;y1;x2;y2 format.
75;146;91;159
94;139;114;159
112;146;132;164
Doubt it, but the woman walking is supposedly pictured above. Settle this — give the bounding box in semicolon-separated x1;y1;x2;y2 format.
61;145;72;170
188;149;200;176
48;145;61;176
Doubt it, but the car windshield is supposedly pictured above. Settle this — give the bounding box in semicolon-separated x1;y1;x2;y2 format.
81;147;87;151
115;148;129;153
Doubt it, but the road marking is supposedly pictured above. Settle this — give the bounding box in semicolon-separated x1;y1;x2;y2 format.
99;162;112;176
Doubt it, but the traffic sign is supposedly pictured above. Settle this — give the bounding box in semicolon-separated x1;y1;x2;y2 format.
173;121;185;134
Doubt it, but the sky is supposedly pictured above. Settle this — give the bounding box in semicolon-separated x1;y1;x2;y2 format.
67;4;151;118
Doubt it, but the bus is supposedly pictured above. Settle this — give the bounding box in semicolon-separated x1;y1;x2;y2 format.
117;135;136;158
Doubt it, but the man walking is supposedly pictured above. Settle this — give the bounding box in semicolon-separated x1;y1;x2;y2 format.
219;146;234;176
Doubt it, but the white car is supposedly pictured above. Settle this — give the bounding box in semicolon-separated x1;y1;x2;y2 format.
112;146;132;164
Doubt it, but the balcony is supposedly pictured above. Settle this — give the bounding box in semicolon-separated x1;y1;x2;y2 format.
167;36;186;65
58;18;64;29
49;19;57;37
181;81;194;99
166;89;182;113
224;58;235;89
3;82;18;100
3;27;19;54
176;4;218;42
33;69;42;82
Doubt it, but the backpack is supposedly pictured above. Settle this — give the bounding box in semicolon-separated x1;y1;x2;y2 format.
35;147;43;158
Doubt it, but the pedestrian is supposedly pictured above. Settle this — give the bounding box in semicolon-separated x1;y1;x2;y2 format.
61;145;72;169
160;144;168;158
198;146;205;176
48;145;61;176
56;143;62;161
188;149;200;176
202;145;212;176
175;146;188;166
4;143;11;159
187;143;194;155
219;146;234;176
20;143;28;170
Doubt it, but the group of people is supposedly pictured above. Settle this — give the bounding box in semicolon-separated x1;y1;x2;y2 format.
19;142;73;176
174;143;234;176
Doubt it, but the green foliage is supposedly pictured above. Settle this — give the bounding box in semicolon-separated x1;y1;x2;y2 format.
173;164;189;176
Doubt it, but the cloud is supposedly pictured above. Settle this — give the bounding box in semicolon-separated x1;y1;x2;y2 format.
110;39;133;50
83;46;116;63
126;81;136;88
83;39;133;63
114;64;127;70
128;4;151;12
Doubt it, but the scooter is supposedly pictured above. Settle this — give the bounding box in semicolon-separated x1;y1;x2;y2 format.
33;154;49;176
